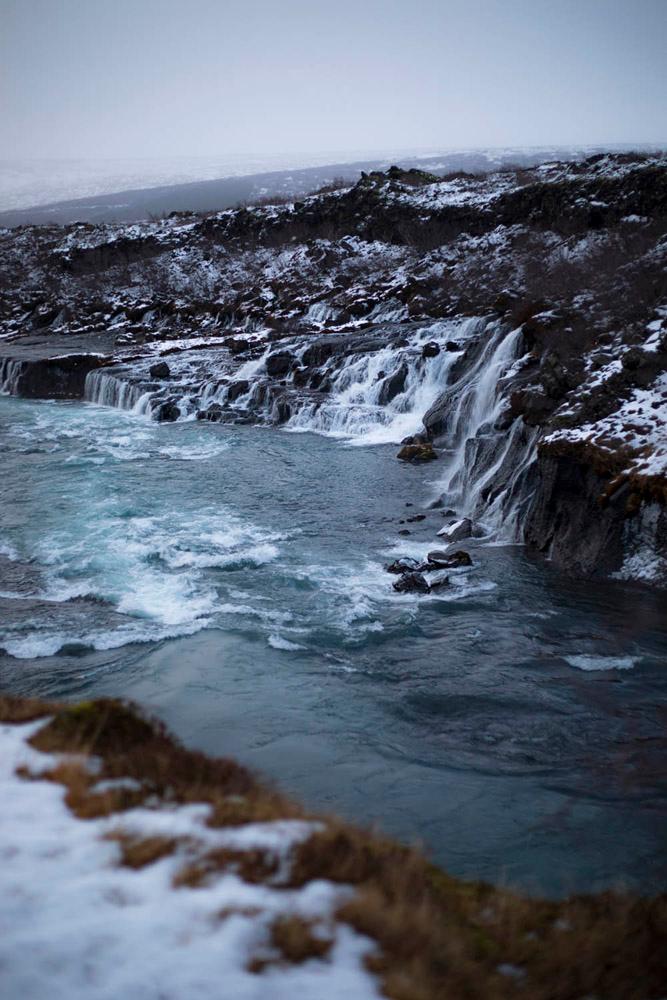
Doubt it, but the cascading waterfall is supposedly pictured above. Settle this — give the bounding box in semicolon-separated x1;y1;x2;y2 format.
285;326;476;445
433;322;537;539
0;359;26;395
84;370;147;412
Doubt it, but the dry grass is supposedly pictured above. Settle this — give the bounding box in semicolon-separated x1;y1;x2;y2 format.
3;694;666;999
248;915;334;972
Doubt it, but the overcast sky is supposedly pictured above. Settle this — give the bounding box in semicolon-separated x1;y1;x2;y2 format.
2;0;666;160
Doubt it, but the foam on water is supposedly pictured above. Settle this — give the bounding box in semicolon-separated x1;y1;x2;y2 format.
565;655;640;672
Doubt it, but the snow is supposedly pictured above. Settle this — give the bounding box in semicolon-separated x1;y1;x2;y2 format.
0;719;383;1000
546;372;667;479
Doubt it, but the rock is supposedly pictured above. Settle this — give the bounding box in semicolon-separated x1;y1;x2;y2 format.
622;348;644;371
155;400;180;422
197;404;224;422
445;341;461;352
398;529;411;536
149;361;170;379
271;398;291;423
386;557;422;575
426;549;473;569
406;514;426;523
428;572;450;590
378;363;408;404
227;379;249;402
392;572;430;594
266;351;295;377
225;337;250;355
437;517;473;542
422;341;440;359
397;442;437;463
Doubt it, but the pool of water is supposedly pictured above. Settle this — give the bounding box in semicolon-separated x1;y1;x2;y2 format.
1;393;666;896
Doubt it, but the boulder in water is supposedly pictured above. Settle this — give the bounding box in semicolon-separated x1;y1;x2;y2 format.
155;400;180;422
437;518;473;543
197;403;224;422
397;442;437;463
386;557;422;575
422;341;440;359
149;361;170;379
426;549;473;569
392;572;430;594
445;341;461;352
429;572;450;590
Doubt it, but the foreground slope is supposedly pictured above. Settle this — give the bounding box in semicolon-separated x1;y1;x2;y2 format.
1;694;666;1000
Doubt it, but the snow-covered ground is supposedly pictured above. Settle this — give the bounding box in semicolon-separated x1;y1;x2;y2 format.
0;718;382;1000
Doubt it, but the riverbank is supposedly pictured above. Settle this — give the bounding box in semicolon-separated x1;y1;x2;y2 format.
2;692;665;1000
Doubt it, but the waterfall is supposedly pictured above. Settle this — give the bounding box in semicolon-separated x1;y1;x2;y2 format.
433;323;537;539
84;370;146;411
285;326;470;445
0;359;26;395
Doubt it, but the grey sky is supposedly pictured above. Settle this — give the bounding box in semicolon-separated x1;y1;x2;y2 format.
2;0;666;159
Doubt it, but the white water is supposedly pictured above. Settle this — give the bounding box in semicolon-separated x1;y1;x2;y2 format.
0;359;26;395
285;320;482;445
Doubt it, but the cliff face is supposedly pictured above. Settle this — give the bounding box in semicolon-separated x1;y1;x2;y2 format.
1;153;666;585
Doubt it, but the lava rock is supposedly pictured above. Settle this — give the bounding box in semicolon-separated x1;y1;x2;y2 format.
437;517;473;542
266;351;296;377
227;379;249;402
426;549;473;568
386;557;422;575
422;341;440;359
155;400;180;422
149;361;170;379
378;363;408;404
392;572;430;594
197;403;224;422
397;442;437;463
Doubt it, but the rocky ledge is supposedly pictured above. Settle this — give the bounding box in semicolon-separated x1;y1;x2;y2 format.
1;152;666;586
1;692;665;1000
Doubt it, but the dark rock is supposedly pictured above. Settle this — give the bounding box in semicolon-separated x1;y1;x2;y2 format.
445;341;461;352
392;572;430;594
406;514;426;523
422;341;440;359
386;557;422;575
3;353;111;400
437;518;473;542
271;398;292;423
622;348;644;371
155;400;180;422
426;549;473;569
197;404;224;422
378;363;408;404
225;337;250;354
397;442;437;463
227;380;249;402
266;351;295;377
398;529;411;536
149;361;171;379
428;572;450;590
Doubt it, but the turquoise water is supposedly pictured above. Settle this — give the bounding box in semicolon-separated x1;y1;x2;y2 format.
1;393;666;896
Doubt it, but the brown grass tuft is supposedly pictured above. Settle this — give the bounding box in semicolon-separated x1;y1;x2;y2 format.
174;848;278;888
108;832;178;869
